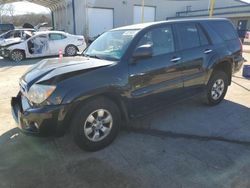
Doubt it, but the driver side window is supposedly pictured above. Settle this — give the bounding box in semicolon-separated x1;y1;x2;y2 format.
137;26;175;56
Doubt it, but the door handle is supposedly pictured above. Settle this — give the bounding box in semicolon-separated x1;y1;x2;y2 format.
171;57;181;63
204;49;212;54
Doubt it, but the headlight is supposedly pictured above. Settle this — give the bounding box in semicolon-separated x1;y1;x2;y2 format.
27;84;56;104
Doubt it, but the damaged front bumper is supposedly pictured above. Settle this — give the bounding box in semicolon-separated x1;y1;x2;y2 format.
11;93;67;135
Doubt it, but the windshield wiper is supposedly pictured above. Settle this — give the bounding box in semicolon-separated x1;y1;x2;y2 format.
83;54;102;60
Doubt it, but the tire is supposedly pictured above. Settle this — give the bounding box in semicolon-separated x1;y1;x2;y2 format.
71;97;121;151
65;45;77;56
204;70;229;105
10;50;25;62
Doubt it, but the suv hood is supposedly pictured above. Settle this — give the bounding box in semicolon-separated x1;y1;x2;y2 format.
21;56;115;86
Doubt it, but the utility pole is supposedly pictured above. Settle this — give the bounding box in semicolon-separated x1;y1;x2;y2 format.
209;0;215;17
84;0;89;39
141;0;144;23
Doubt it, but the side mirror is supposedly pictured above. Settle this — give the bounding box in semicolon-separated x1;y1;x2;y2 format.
133;44;153;60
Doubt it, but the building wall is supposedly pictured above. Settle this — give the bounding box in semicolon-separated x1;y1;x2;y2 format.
53;0;250;36
53;2;74;34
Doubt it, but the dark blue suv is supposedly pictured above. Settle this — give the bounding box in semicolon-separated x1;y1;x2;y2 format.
11;18;244;151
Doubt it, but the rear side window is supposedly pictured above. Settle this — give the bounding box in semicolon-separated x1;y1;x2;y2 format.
176;23;200;50
49;33;67;40
197;25;209;46
208;21;237;41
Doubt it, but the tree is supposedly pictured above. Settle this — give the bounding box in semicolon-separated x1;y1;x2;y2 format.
0;4;15;23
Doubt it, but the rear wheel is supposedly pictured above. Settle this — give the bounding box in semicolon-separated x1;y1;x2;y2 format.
204;70;229;105
71;97;121;151
10;50;25;62
65;45;77;56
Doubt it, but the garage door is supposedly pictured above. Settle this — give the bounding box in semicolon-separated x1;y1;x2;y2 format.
87;8;114;38
133;5;155;24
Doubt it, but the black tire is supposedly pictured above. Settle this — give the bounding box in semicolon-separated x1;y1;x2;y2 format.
65;45;77;56
71;97;121;151
10;50;25;62
204;70;229;105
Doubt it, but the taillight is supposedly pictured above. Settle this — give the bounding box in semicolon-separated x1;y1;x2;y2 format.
78;38;85;44
245;32;249;39
239;38;243;55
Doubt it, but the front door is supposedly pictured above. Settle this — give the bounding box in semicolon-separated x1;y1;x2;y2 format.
128;25;183;116
27;34;50;57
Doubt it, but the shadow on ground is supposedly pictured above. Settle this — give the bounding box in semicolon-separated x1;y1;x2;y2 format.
1;99;250;188
0;57;45;68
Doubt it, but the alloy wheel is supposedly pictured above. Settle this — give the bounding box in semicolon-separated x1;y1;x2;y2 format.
211;78;225;100
66;46;77;56
11;51;23;62
83;109;113;142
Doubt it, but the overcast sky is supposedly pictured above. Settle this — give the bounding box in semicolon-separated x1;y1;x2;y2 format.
11;2;50;15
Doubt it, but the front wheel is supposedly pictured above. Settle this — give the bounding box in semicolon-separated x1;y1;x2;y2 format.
71;97;121;151
10;50;25;62
204;70;229;105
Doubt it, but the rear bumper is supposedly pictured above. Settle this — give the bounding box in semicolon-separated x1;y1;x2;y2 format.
233;56;245;73
11;94;68;135
77;43;87;53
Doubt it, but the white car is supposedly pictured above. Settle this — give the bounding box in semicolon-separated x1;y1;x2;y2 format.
0;29;35;47
1;31;86;62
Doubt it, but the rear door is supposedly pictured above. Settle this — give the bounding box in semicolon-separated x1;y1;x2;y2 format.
128;25;183;115
48;33;67;55
175;22;213;92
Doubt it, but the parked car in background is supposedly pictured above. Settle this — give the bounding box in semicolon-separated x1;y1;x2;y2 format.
11;18;244;151
0;28;35;41
0;29;35;46
0;23;14;35
244;30;250;43
0;31;86;61
0;30;34;58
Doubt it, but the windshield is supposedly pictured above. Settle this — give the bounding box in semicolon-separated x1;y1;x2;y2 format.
84;29;139;61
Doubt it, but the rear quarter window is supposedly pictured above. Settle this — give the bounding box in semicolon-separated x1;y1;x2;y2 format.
208;21;237;41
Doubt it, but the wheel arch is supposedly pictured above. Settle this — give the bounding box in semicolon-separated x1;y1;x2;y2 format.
207;58;233;85
65;44;79;53
9;49;26;61
59;92;129;134
10;49;26;58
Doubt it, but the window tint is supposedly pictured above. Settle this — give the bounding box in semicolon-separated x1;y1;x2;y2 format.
49;33;66;40
208;21;237;41
137;26;175;56
197;25;209;46
176;23;200;50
